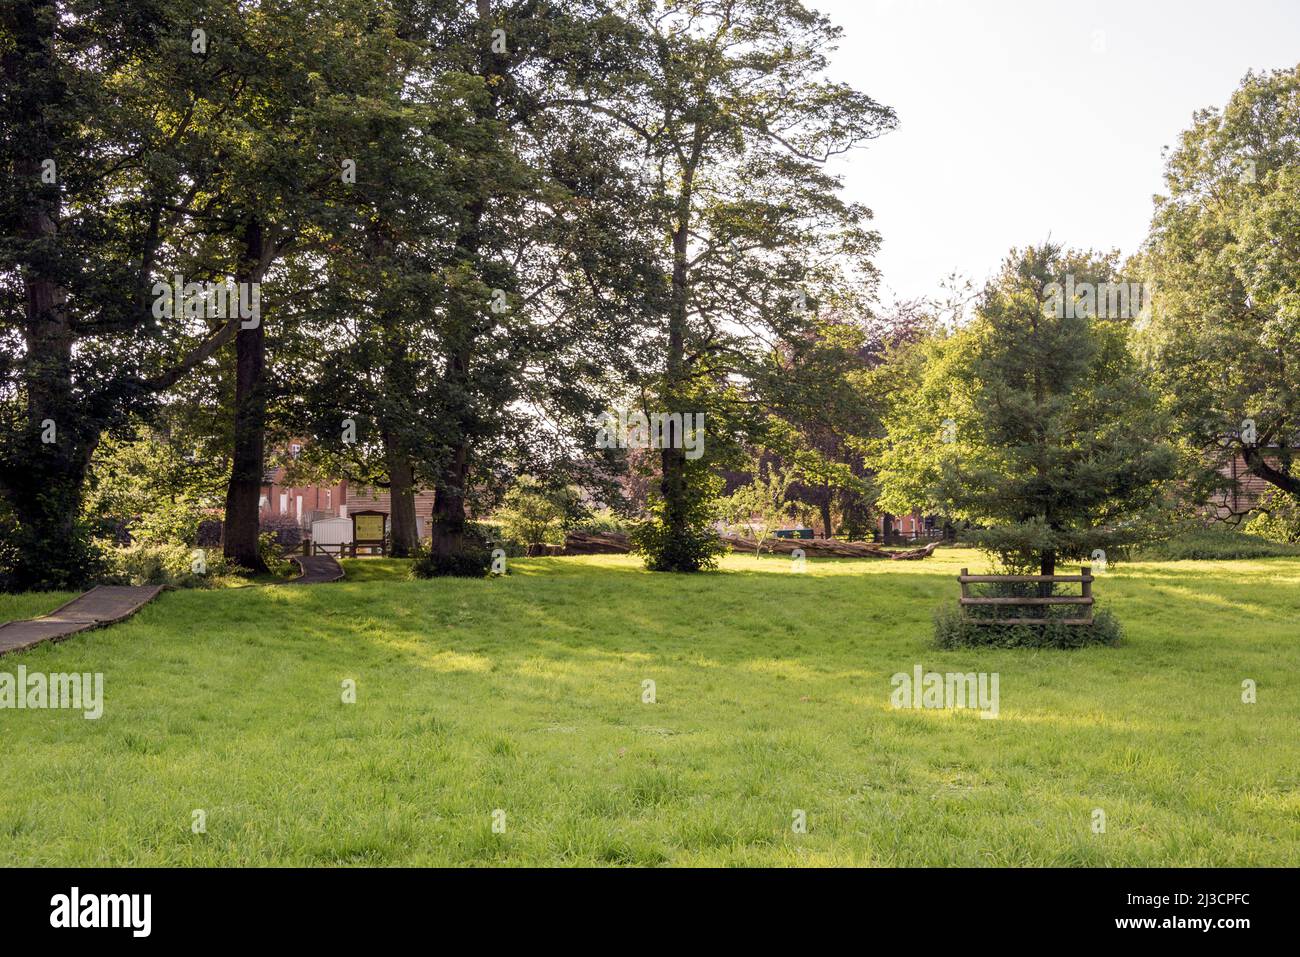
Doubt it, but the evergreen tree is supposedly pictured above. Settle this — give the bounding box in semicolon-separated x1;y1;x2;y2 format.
878;244;1179;577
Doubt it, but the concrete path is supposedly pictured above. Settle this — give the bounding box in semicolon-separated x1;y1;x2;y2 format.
0;585;164;657
286;554;344;584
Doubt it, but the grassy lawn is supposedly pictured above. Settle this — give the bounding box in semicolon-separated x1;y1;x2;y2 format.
1;548;1297;866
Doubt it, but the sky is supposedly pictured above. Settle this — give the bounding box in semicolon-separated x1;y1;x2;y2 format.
819;0;1300;308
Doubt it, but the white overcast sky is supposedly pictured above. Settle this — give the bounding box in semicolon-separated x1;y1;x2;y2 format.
818;0;1300;307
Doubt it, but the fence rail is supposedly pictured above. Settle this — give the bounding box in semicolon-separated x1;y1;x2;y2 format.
958;566;1094;625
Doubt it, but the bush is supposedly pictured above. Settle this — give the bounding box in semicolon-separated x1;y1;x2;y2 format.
493;478;575;551
258;532;295;577
631;469;728;572
570;508;632;536
1130;526;1300;561
100;542;232;587
933;602;1122;649
630;516;727;572
259;514;304;549
1244;489;1300;544
411;523;499;578
411;545;493;579
0;505;106;593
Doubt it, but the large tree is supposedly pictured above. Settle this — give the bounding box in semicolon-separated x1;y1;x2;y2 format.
0;0;255;588
1140;65;1300;513
563;0;896;570
878;244;1179;578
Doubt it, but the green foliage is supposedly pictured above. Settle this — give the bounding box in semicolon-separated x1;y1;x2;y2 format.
410;522;499;578
1139;65;1300;509
1132;525;1300;561
1244;489;1300;544
631;468;727;573
878;243;1179;573
574;1;896;569
257;533;294;579
570;509;632;536
411;547;493;579
721;460;801;553
494;479;572;549
933;601;1122;649
0;499;105;593
100;542;231;588
84;426;226;546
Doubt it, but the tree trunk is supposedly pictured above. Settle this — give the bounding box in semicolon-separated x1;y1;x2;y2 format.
657;170;695;567
1242;444;1300;500
222;220;268;571
430;0;494;561
820;494;834;540
2;0;97;590
1039;547;1056;598
385;439;419;557
430;444;468;557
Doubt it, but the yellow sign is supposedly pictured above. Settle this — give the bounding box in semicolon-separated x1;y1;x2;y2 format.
354;514;385;541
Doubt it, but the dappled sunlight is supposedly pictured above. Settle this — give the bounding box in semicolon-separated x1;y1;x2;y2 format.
1137;583;1282;621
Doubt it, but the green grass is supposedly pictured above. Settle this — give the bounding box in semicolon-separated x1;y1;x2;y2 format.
1131;526;1300;561
1;549;1298;866
0;589;81;623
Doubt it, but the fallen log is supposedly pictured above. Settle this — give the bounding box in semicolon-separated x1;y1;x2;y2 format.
563;531;632;554
563;531;940;560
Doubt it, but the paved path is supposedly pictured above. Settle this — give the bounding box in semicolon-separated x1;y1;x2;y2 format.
0;585;164;657
286;554;344;584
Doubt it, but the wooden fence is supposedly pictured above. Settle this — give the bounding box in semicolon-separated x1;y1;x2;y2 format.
958;566;1094;625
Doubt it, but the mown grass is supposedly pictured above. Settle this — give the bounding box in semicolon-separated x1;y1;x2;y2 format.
1;548;1297;866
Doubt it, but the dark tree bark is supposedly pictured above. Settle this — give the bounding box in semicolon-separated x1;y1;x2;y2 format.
1242;444;1300;499
222;220;269;571
384;439;419;557
429;0;494;561
656;144;701;567
1039;547;1056;598
2;1;95;588
430;442;469;557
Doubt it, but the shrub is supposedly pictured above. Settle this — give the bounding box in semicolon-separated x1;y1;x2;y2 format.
1130;526;1300;561
100;542;232;587
494;478;569;550
0;506;105;593
933;602;1122;649
257;532;295;578
411;523;498;578
630;515;727;572
259;514;304;549
411;546;493;579
570;508;632;536
631;469;728;572
1244;490;1300;544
